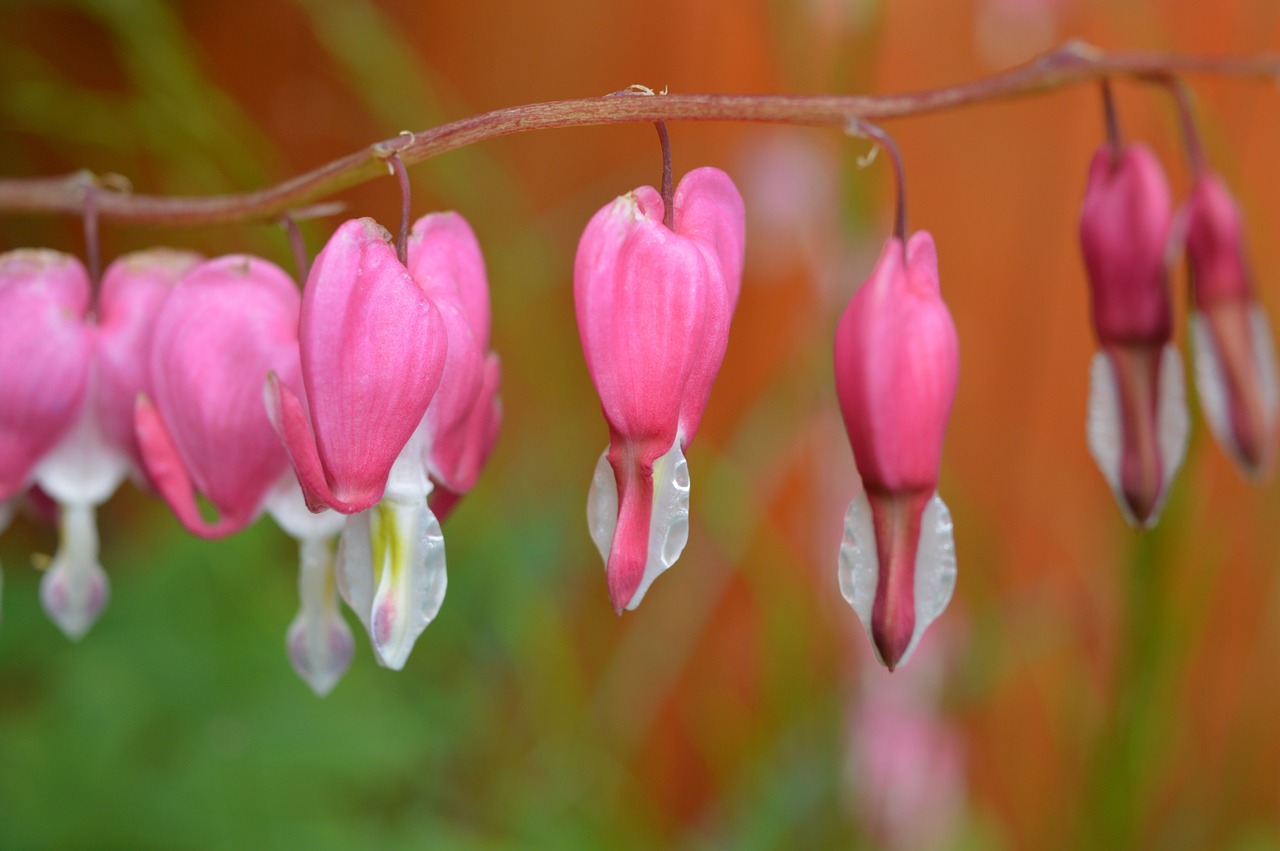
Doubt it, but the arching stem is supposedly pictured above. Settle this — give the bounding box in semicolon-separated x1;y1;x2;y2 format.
851;118;908;246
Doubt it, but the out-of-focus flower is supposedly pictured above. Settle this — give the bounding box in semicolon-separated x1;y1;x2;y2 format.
834;231;959;672
848;634;966;850
575;167;745;613
136;254;348;695
0;249;203;638
1183;173;1278;479
37;249;200;638
270;215;494;671
0;250;93;633
1079;143;1188;528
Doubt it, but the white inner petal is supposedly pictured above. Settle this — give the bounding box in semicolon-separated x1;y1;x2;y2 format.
1189;310;1231;457
40;502;110;640
364;494;447;670
1156;343;1189;510
838;489;957;669
287;535;353;697
265;471;345;540
1251;304;1280;427
337;512;374;637
34;401;129;507
1085;350;1128;523
586;448;617;567
585;438;691;611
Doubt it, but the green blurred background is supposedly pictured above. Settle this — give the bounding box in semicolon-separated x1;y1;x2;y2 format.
3;0;1280;848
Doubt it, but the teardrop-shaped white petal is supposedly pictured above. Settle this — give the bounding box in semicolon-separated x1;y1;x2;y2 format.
1085;350;1128;522
1190;306;1280;472
586;447;617;566
34;400;129;507
1087;345;1187;528
838;489;957;669
286;536;353;697
1252;304;1280;425
336;512;374;638
585;438;691;611
40;502;109;640
363;494;447;670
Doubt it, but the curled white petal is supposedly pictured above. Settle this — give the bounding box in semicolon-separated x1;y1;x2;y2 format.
40;502;110;640
585;438;691;610
838;490;956;670
340;490;447;671
286;536;353;697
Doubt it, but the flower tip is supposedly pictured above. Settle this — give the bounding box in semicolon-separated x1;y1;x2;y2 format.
872;616;914;673
39;556;109;641
287;614;354;697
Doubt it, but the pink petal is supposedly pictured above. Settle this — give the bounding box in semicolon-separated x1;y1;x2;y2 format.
834;233;959;494
296;218;448;511
671;168;744;441
0;250;93;501
94;249;202;480
135;395;245;537
144;255;302;535
575;187;712;458
407;212;491;349
1079;144;1173;345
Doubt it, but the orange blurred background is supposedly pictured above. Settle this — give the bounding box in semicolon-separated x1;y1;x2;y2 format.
3;1;1280;848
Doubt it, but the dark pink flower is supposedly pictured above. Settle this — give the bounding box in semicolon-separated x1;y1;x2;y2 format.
575;167;745;613
1079;143;1187;527
834;231;959;671
1183;173;1278;478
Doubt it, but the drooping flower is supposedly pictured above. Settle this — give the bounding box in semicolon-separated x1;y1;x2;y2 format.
1079;143;1188;527
0;250;93;631
1183;173;1278;478
834;231;959;672
136;254;350;694
269;215;497;671
34;250;200;638
575;167;745;613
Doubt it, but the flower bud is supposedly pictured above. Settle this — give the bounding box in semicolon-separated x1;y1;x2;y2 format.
834;231;959;671
1079;144;1187;527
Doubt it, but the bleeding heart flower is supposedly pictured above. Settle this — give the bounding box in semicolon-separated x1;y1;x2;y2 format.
575;166;745;614
33;249;201;639
135;254;350;694
1079;143;1188;528
1183;173;1279;479
0;250;94;633
834;231;959;671
270;215;497;671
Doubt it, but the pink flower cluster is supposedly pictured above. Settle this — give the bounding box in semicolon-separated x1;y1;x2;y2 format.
5;132;1258;689
1080;143;1276;528
0;213;499;695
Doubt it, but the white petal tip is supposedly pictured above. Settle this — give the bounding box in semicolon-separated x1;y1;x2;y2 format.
361;496;449;670
40;559;109;641
287;615;354;697
838;490;957;670
588;439;691;611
